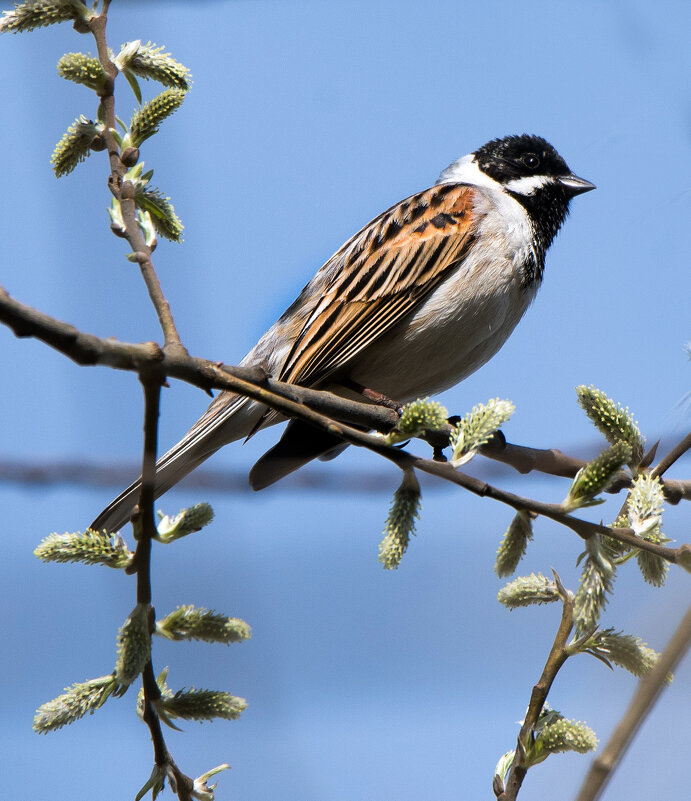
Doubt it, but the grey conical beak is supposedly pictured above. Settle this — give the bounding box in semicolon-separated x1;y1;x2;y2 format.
559;174;596;197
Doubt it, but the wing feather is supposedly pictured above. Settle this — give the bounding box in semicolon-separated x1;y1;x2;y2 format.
279;183;479;388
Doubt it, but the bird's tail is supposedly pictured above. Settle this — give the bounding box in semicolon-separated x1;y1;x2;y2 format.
90;393;266;533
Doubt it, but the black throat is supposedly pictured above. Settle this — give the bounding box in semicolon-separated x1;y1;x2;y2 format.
507;186;572;286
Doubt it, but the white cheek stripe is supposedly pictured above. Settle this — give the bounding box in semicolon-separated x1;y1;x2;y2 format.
438;156;554;198
503;175;552;195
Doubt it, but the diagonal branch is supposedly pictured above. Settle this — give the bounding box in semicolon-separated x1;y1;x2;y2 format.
651;431;691;480
497;572;574;800
574;603;691;801
1;284;690;564
2;283;689;500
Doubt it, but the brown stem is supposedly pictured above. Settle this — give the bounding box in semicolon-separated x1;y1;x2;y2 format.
651;431;691;479
402;455;686;564
129;376;177;779
141;662;168;767
128;376;162;597
497;574;574;800
574;603;691;801
88;10;187;355
119;181;187;355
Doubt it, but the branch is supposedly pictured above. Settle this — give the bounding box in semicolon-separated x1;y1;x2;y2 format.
0;284;397;430
128;376;169;770
2;283;690;498
396;454;688;565
1;284;690;564
651;431;691;479
83;11;195;792
498;573;574;800
87;8;186;355
574;603;691;801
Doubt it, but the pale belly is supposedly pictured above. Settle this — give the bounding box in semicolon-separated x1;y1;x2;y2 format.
345;253;536;402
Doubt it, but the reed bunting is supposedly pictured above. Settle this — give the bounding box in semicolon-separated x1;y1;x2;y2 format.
93;133;594;532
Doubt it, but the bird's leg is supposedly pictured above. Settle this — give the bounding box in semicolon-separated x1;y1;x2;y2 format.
341;379;404;414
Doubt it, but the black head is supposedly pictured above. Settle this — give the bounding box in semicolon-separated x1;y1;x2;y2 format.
474;133;594;252
474;134;593;194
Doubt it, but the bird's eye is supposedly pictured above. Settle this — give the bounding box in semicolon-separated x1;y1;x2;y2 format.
521;153;540;170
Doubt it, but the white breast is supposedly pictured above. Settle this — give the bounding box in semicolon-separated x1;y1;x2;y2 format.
348;184;539;401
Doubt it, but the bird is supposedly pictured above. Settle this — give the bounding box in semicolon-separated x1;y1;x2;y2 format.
92;133;595;533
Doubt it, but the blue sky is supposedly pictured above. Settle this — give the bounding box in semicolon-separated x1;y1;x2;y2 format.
0;1;689;799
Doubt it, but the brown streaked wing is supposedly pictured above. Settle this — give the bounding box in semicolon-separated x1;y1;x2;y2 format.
278;183;480;388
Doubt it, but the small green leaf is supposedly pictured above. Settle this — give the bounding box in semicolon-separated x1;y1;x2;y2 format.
137;208;158;249
135;765;166;801
123;68;143;104
191;764;231;801
494;750;515;786
108;196;127;237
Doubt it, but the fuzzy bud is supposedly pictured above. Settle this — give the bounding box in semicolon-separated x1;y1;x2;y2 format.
0;0;90;34
114;604;151;691
33;674;117;733
497;573;561;609
495;511;533;577
129;87;186;147
563;441;631;511
449;398;514;466
378;469;421;569
575;385;644;467
156;605;251;645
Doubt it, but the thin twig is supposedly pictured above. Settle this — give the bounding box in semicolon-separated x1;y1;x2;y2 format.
651;431;691;479
574;603;691;801
497;573;574;800
88;9;187;355
141;662;168;767
85;9;202;793
130;375;169;769
129;375;162;595
400;454;687;564
614;432;691;523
